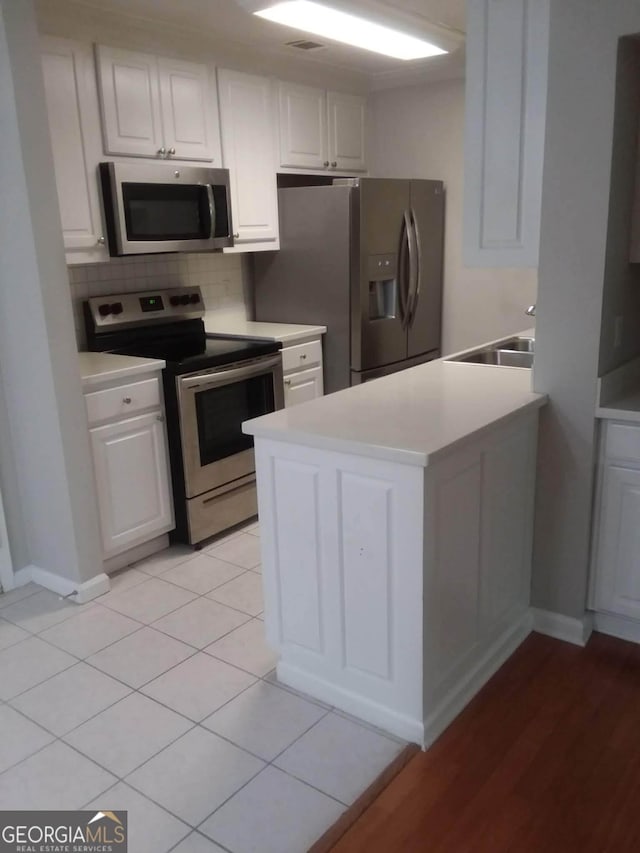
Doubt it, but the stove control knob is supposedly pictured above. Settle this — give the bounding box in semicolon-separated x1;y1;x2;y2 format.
189;293;201;304
180;294;190;306
98;304;111;317
110;302;123;315
169;295;181;307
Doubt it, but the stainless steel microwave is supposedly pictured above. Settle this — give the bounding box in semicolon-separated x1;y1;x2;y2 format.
99;161;234;255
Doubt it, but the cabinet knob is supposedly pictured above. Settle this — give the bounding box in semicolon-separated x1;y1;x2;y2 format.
301;353;307;360
156;414;165;422
233;232;240;239
158;147;166;156
122;396;132;405
97;236;105;245
331;161;337;168
323;160;330;168
284;379;291;386
168;147;176;156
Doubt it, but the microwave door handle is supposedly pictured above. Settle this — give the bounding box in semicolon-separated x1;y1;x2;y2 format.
179;354;283;392
206;184;216;239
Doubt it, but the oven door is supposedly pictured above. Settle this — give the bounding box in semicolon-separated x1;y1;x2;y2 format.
177;353;284;498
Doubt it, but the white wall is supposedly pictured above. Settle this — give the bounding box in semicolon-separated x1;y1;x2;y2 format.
532;0;640;619
0;0;102;586
369;78;537;355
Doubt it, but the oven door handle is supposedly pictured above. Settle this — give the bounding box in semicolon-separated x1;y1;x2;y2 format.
179;354;282;392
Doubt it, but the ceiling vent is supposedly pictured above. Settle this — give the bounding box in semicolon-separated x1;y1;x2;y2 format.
285;39;327;52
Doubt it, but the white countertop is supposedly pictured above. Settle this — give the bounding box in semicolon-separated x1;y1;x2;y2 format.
204;318;327;344
78;352;166;388
244;333;546;468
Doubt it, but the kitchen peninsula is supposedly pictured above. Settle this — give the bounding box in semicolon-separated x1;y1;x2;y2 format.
243;339;547;747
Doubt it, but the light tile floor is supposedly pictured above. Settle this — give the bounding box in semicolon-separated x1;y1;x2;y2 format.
0;521;405;853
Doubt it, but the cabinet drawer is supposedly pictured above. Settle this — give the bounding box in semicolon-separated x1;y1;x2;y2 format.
605;422;640;461
85;377;161;425
282;339;322;373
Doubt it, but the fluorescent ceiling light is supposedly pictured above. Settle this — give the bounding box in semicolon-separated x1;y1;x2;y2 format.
255;1;448;61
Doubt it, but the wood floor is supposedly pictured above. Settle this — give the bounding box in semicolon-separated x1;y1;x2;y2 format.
329;631;640;853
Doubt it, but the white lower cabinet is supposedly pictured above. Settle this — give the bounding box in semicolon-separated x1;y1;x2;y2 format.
253;409;539;745
85;373;174;559
284;366;323;407
281;336;324;407
592;421;640;620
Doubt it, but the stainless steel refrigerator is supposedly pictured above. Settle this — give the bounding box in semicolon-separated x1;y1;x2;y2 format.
253;178;445;393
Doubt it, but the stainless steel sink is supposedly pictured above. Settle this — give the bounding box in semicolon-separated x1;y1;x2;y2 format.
445;336;535;369
498;337;535;353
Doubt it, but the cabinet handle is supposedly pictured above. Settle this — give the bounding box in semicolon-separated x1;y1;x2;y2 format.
168;147;176;156
323;160;330;167
122;397;132;404
331;161;337;168
156;414;165;422
97;236;105;245
158;147;166;156
284;379;291;386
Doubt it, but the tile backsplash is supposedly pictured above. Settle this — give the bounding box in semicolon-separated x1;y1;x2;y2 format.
69;252;252;349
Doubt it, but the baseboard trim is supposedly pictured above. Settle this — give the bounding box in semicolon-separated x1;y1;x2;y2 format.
12;564;110;605
422;610;533;749
103;534;170;574
531;607;593;647
593;611;640;644
276;663;426;745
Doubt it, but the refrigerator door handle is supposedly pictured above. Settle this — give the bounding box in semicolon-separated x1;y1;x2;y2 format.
407;208;421;328
398;210;411;328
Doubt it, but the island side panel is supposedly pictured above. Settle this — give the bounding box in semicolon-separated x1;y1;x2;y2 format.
254;437;425;744
421;410;539;747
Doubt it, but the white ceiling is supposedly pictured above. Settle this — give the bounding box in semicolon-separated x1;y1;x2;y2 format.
72;0;466;87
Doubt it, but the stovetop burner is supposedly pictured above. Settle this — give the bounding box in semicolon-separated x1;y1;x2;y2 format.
115;335;281;375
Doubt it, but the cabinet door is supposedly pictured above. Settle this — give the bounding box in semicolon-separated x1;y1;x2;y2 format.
278;82;327;169
463;0;549;267
158;58;221;163
96;45;164;158
594;464;640;619
327;91;366;172
90;411;174;557
40;37;108;263
284;366;324;407
218;70;279;248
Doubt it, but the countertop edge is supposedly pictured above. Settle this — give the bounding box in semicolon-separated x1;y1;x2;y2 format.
79;353;166;388
245;394;548;468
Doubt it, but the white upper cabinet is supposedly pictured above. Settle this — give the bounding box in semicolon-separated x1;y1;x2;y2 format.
218;69;279;250
463;0;550;268
96;45;221;163
279;82;327;169
157;57;220;162
278;82;366;172
40;36;108;264
327;91;367;172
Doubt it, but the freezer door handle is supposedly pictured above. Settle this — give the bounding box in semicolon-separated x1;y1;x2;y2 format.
398;209;412;328
407;208;421;328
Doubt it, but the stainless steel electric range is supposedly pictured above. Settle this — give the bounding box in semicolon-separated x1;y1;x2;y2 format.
84;286;283;546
